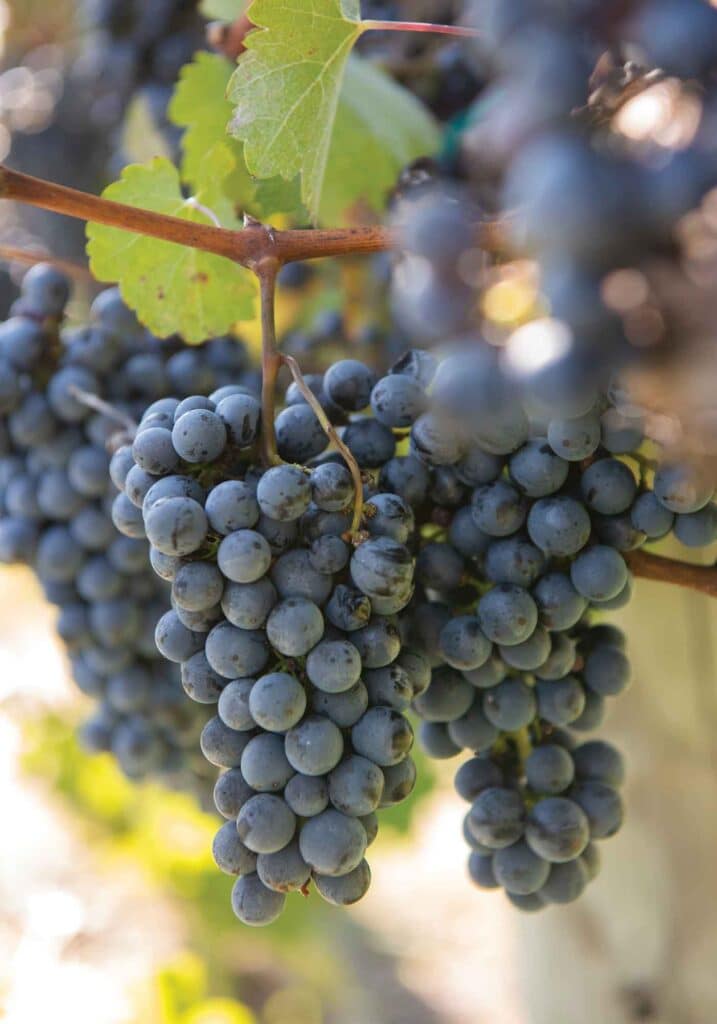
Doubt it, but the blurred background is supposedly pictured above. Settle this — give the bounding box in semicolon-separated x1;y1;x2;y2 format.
2;2;717;1023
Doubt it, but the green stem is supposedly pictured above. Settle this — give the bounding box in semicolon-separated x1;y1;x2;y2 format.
360;20;481;39
257;262;282;466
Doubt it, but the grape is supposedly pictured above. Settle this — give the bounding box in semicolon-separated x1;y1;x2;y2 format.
314;860;371;905
571;690;606;732
536;676;586;726
298;809;367;876
534;633;576;680
285;715;344;775
630;491;674;540
527;496;591;556
275;404;327;462
217;529;271;584
248;672;307;732
499;626;551;671
144;496;207;555
323;359;376;411
468;852;499;889
468;787;525;849
418;721;462;758
257;839;311;893
68;446;111;498
180;651;226;703
370;374;426;428
214;768;254;820
413;666;475;722
171;408;227;463
241;734;294;792
448;702;498;752
449;506;491;560
205;621;269;679
572;741;625;787
132;426;179;475
472;480;527;537
539;859;588;904
364;493;414;544
484;536;545;588
509;439;569;497
583;645;631;696
343;418;396;467
483;678;537;730
325;585;371;632
570;781;624;838
257;465;311;522
525;797;590;862
364;664;413;710
284;773;329;817
328;755;384;815
205;481;260;534
310;462;354;512
221;577;277;630
217;678;255;732
379;454;430;506
493;840;550;895
200;716;251;768
570;546;628;602
351;707;413;766
266;597;324;656
351;617;401;669
271;548;333;604
9;394;56;447
308;534;350;574
654;463;714;513
525;745;575;795
306;639;362;693
478;584;538;646
231;873;286;925
454;757;504;802
581;458;637;515
350;537;413;599
310;681;369;728
143;474;206;512
674;504;717;547
455;447;504;487
411;412;463;465
216;393;261;447
533;571;587;631
172;561;224;612
48;366;100;422
416;541;464;592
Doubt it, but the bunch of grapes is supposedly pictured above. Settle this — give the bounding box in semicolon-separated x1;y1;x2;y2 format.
111;355;435;924
0;264;256;789
372;343;715;909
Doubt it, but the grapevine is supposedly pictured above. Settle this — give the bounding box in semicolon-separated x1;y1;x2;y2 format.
0;0;717;950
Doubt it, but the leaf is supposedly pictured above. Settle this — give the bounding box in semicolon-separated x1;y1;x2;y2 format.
227;0;363;221
199;0;247;19
320;56;440;223
86;155;256;344
169;52;307;221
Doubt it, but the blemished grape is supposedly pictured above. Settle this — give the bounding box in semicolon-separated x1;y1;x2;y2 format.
298;809;368;876
526;797;590;863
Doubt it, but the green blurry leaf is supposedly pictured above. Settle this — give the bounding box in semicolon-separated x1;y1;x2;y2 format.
227;0;362;221
86;155;256;343
320;57;440;223
200;0;247;18
169;52;307;221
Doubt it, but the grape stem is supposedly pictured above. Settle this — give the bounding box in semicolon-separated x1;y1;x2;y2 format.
67;385;137;433
0;165;502;267
360;21;481;39
0;243;95;282
626;549;717;599
206;11;254;59
280;352;365;540
256;260;282;466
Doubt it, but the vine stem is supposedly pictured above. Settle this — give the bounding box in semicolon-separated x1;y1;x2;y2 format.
67;385;137;432
0;165;395;267
360;21;481;39
280;353;365;539
0;244;95;283
626;550;717;599
257;262;281;466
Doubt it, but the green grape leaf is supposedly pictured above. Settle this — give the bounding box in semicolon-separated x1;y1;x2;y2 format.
227;0;363;222
227;1;440;222
199;0;247;19
320;56;440;223
169;52;307;221
86;155;255;344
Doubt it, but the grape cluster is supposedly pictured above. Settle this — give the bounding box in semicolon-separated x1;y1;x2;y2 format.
112;356;433;925
358;344;715;908
0;264;256;788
